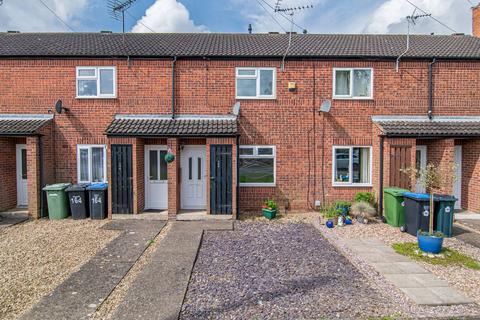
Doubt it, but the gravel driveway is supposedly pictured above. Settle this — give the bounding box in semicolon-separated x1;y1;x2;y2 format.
181;221;396;319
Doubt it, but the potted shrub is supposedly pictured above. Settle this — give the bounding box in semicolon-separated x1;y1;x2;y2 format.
334;200;351;216
403;162;457;254
262;199;277;220
321;203;341;225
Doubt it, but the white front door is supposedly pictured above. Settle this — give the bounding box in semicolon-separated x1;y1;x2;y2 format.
16;144;28;207
454;145;462;210
145;145;168;210
415;145;427;193
181;145;207;210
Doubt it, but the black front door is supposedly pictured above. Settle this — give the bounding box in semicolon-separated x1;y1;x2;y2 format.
111;144;133;214
210;145;233;215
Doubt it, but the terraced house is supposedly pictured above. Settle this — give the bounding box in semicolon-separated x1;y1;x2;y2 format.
1;7;480;219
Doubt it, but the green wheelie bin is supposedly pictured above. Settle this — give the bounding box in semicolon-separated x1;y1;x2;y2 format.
383;187;410;228
43;183;71;219
434;194;457;238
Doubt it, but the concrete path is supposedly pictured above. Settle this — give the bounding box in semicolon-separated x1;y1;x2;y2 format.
21;220;166;320
0;209;28;229
112;221;233;320
348;238;473;306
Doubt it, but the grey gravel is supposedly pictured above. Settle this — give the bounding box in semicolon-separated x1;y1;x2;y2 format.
181;221;397;320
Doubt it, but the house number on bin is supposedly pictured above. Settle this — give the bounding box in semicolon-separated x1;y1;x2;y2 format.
70;196;82;204
92;194;102;204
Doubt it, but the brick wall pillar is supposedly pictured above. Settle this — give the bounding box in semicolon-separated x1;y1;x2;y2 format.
461;139;480;212
133;138;145;215
167;138;180;219
26;136;41;218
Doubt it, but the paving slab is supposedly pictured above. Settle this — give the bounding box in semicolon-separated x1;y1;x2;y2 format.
348;238;473;306
0;210;29;229
20;220;166;320
113;221;233;320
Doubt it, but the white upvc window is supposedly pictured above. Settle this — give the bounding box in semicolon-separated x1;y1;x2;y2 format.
239;145;276;187
76;66;116;98
333;68;373;99
332;146;372;187
235;67;276;99
77;145;107;183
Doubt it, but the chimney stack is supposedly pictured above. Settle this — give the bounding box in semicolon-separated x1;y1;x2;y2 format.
473;4;480;37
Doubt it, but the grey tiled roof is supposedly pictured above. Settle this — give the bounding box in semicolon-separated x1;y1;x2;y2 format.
1;33;480;59
106;115;237;137
372;116;480;137
0;115;53;135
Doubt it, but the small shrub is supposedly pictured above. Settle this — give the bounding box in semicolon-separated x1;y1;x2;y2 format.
350;201;376;221
334;200;351;215
263;199;277;210
354;192;375;205
320;203;341;220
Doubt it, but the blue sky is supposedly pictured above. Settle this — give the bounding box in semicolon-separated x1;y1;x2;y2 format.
0;0;475;35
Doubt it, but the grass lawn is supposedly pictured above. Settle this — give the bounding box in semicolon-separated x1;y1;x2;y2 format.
392;242;480;270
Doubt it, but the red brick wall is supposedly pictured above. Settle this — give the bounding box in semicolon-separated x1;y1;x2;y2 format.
0;138;21;212
2;59;480;213
460;139;480;212
421;139;455;194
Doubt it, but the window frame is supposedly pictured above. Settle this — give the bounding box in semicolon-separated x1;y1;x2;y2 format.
332;146;372;187
332;68;373;100
239;145;276;187
235;67;276;100
77;144;107;183
76;66;117;99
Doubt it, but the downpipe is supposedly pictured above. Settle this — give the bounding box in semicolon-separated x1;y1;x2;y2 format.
428;58;436;120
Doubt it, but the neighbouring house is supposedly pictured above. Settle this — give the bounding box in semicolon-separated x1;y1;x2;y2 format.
1;8;480;220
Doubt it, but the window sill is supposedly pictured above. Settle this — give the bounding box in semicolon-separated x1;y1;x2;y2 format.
76;96;117;99
332;183;373;188
240;183;276;187
332;96;373;100
235;96;276;100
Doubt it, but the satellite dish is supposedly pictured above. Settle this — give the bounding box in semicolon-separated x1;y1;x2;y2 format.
320;100;331;113
232;102;240;116
55;99;69;114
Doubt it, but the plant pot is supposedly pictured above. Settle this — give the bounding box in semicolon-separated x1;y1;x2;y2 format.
262;208;277;220
417;231;444;254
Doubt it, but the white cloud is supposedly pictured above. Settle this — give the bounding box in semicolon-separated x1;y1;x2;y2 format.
0;0;88;32
364;0;471;35
131;0;207;33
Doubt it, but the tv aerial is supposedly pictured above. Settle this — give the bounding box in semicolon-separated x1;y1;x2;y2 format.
107;0;138;33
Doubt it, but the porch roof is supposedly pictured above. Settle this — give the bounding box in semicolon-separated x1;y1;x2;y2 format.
105;115;237;137
0;114;53;136
372;116;480;138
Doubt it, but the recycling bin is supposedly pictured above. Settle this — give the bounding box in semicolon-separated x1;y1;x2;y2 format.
87;183;108;220
66;184;90;220
43;183;71;220
403;192;433;236
383;187;410;228
434;194;457;238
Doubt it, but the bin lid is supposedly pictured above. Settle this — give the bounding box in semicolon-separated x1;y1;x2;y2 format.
384;187;410;197
433;194;458;202
66;183;90;192
43;183;71;191
403;192;431;201
87;183;108;190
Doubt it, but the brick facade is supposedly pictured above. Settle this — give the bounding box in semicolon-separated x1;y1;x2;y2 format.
1;57;480;217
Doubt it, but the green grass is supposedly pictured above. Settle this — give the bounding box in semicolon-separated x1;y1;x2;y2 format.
392;242;480;270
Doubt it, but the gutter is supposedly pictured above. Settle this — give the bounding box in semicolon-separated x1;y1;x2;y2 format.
171;56;177;119
428;58;436;120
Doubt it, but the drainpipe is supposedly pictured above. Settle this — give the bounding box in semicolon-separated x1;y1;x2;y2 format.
38;135;45;218
236;134;240;219
428;58;436;120
378;135;385;221
171;56;177;119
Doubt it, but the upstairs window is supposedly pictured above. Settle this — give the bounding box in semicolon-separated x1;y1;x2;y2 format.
333;146;372;186
333;68;373;99
236;68;276;99
76;67;116;98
